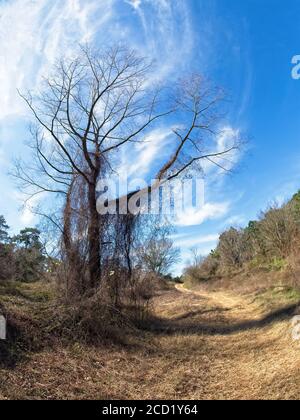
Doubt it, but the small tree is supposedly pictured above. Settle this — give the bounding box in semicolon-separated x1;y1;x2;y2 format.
258;205;297;258
138;222;180;276
13;228;45;283
189;247;204;267
0;216;9;243
217;227;247;268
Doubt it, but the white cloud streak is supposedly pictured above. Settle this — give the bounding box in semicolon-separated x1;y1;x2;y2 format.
175;201;230;227
201;126;241;176
132;0;194;83
0;0;117;119
173;233;219;249
0;0;193;120
117;127;173;180
126;0;142;9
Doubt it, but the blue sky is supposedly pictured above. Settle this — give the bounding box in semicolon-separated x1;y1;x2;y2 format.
1;0;300;273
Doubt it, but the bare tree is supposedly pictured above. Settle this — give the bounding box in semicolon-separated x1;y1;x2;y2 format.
258;204;297;258
189;247;204;267
15;45;241;294
137;221;180;276
217;228;247;268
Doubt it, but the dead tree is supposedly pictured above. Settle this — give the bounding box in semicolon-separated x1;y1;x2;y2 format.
15;45;241;295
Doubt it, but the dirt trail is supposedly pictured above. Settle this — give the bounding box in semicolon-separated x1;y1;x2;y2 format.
175;283;263;319
149;284;300;399
1;284;300;400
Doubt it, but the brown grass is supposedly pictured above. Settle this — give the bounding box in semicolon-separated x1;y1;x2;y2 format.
1;280;300;399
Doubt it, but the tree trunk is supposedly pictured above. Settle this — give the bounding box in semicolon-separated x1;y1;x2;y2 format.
63;179;84;295
63;183;73;264
88;181;101;289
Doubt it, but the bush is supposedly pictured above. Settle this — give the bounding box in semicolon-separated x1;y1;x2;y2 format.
268;257;288;272
13;228;46;283
217;228;249;268
258;205;297;258
0;218;47;284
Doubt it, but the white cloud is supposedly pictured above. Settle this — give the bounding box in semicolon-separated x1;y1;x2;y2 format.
173;233;219;249
127;0;194;83
216;126;240;169
201;126;241;176
0;0;194;152
0;0;193;122
12;191;43;226
0;147;6;167
0;0;115;120
126;0;142;9
20;205;35;226
119;127;173;180
175;201;230;227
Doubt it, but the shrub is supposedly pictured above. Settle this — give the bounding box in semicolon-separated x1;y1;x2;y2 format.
268;257;288;272
217;228;249;268
258;205;297;258
13;228;46;283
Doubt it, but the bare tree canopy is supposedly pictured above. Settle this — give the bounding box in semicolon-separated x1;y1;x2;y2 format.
14;44;241;293
137;221;180;276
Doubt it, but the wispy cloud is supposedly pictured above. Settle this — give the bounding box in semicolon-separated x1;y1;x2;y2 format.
0;0;194;121
201;126;241;177
126;0;142;9
0;0;117;120
173;233;219;249
11;191;42;226
128;0;194;82
175;201;230;227
117;127;173;180
172;231;220;275
20;205;36;226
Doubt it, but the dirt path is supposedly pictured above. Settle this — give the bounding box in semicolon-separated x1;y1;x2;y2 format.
175;283;264;319
1;284;300;399
149;284;300;399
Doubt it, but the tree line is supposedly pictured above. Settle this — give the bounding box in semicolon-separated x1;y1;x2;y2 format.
185;191;300;282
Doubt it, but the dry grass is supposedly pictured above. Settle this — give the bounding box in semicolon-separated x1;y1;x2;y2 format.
1;280;300;399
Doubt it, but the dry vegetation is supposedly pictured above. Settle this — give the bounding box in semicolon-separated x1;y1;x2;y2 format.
184;191;300;296
1;277;300;400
